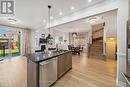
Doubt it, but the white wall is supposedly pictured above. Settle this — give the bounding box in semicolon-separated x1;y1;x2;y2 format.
49;0;129;86
104;12;117;38
31;29;49;51
53;30;69;45
31;29;69;51
103;11;117;59
53;30;69;50
117;0;128;86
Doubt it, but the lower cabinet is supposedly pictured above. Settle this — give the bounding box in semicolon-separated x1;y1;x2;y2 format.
65;53;72;71
57;55;65;78
27;59;39;87
27;52;72;87
57;52;72;79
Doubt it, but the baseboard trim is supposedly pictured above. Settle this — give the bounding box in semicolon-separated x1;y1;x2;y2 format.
116;80;126;87
117;53;126;57
116;52;127;87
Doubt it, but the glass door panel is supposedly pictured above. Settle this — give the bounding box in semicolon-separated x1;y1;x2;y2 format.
11;33;20;56
0;29;21;59
0;33;10;58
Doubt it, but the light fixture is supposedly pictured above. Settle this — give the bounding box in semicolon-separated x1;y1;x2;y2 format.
109;38;115;41
43;19;46;23
71;6;75;10
8;18;16;24
88;17;97;24
50;16;53;20
89;21;96;24
72;32;77;37
46;5;53;40
88;0;92;3
59;12;63;16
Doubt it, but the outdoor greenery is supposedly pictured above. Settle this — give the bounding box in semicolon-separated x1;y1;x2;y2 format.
0;48;19;57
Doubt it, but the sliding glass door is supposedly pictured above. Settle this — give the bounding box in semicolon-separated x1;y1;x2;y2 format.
0;29;21;59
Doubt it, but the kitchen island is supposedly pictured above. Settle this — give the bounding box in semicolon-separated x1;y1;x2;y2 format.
27;50;72;87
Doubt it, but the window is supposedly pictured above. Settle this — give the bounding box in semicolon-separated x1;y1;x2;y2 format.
0;29;21;59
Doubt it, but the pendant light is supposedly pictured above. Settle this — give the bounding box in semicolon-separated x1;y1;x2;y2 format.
46;5;53;39
72;32;77;37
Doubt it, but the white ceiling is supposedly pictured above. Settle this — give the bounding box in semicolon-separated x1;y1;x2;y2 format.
52;19;91;32
0;0;106;29
52;10;117;33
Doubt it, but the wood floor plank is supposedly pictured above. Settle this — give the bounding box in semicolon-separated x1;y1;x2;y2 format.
0;56;27;87
0;53;117;87
52;53;117;87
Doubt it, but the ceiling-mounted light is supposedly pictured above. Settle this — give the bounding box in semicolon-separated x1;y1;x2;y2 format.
88;0;92;3
43;19;46;23
89;21;96;24
59;12;63;16
50;16;53;20
72;32;77;37
46;5;53;40
71;6;75;10
88;17;97;24
8;18;16;24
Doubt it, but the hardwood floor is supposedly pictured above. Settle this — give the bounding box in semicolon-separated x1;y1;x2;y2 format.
0;56;27;87
52;53;117;87
0;53;117;87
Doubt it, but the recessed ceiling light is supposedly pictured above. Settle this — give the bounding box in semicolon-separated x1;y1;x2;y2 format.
88;0;92;3
59;12;63;16
43;19;46;23
71;6;75;10
8;18;16;24
50;16;53;20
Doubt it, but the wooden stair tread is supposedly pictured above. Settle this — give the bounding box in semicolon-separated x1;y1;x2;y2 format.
88;40;105;60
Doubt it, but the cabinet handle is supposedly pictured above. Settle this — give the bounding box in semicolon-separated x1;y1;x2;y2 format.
40;58;57;65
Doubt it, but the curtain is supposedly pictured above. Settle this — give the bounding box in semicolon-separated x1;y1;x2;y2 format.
22;29;31;55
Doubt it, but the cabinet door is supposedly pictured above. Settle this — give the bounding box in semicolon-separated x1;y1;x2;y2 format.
65;53;72;71
27;59;39;87
58;55;65;78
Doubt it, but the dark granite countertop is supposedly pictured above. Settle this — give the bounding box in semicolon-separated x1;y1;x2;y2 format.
26;50;71;63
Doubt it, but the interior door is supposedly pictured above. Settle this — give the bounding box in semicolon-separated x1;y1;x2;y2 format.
58;55;65;78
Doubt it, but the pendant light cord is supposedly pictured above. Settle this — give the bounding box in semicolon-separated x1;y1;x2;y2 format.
48;5;51;34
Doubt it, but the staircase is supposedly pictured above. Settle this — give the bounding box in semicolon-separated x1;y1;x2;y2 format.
88;39;106;60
